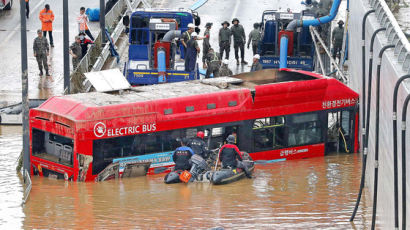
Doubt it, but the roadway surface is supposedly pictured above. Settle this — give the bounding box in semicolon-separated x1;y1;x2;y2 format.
0;0;304;105
0;0;101;104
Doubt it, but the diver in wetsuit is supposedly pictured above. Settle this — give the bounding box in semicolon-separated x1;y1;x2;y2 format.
218;135;252;178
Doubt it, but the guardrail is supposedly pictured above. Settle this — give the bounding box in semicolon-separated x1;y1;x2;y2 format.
23;169;32;204
69;0;145;94
369;0;410;74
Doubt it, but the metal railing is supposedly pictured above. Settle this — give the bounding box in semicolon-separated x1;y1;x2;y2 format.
68;0;144;94
369;0;410;74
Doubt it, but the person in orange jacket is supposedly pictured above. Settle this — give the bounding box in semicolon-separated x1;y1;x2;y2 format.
25;0;29;19
39;4;55;47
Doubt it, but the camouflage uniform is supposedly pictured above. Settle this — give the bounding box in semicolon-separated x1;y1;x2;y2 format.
320;0;333;14
219;64;233;77
202;28;211;65
205;51;220;78
70;41;82;69
332;26;344;59
33;35;49;75
247;29;261;55
230;24;246;62
219;27;231;60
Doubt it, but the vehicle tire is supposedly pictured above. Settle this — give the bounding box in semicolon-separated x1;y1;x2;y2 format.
4;0;12;10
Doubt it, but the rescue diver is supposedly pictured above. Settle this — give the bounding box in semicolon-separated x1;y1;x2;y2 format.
172;138;195;171
205;48;221;78
219;135;252;178
185;32;200;72
188;131;211;159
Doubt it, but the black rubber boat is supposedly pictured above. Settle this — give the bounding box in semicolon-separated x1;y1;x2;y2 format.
164;154;214;184
210;160;255;185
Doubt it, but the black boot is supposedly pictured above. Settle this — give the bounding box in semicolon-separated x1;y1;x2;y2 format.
241;59;248;65
236;59;239;65
46;70;50;76
39;69;43;76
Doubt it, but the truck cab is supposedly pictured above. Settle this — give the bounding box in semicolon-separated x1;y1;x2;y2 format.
258;10;316;71
125;9;201;85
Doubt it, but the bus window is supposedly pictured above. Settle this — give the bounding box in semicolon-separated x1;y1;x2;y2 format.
32;128;74;167
253;116;285;152
288;113;322;147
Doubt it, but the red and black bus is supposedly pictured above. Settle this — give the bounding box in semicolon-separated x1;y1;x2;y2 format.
29;68;359;181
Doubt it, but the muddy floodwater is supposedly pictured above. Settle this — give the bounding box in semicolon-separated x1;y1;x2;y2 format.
0;125;371;229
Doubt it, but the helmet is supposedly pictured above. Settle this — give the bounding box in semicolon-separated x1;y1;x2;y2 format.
205;22;213;28
187;23;195;29
338;20;344;25
226;135;236;144
232;18;239;24
221;21;230;27
253;54;260;59
222;59;229;65
191;32;198;37
253;23;260;29
197;131;205;139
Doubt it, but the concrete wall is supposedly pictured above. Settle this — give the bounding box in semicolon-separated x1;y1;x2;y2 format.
349;0;410;228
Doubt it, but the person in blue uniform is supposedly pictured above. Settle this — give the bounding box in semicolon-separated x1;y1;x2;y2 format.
184;32;200;72
172;138;195;171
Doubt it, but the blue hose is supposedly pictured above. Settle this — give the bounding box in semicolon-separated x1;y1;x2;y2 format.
279;35;289;69
287;0;342;30
157;48;166;83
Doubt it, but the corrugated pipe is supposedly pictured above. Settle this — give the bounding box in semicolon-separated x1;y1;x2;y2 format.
286;0;342;31
279;35;289;69
162;30;181;42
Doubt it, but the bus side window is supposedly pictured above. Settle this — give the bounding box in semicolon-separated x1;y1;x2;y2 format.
288;113;322;147
253;116;285;152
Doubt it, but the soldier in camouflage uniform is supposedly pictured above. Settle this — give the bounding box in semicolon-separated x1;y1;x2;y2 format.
230;18;248;65
219;21;231;60
33;29;50;76
247;23;262;55
205;48;221;78
332;20;345;60
69;36;82;70
202;22;212;69
218;59;233;77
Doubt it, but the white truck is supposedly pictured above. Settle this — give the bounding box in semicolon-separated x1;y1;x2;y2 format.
0;0;12;10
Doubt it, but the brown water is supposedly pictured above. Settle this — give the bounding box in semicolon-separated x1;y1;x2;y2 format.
0;125;371;229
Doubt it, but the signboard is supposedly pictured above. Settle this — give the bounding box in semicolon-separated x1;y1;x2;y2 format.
113;151;174;173
260;57;314;71
280;13;294;20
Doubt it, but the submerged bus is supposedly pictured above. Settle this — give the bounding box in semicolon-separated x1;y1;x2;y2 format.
29;68;359;181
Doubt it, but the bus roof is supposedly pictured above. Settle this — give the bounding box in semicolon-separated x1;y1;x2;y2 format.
31;69;358;123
